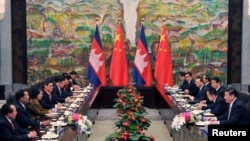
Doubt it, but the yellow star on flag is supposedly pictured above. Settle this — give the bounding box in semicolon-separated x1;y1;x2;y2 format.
115;34;120;42
160;34;165;42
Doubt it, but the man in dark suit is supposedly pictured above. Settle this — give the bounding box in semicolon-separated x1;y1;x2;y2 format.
211;77;226;98
40;79;60;109
178;71;188;91
53;75;71;103
62;73;74;97
189;76;207;102
183;72;199;96
70;70;79;86
203;74;212;90
197;87;227;116
0;103;37;141
208;87;249;124
14;88;50;130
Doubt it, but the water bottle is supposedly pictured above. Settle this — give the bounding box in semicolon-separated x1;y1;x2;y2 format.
57;122;61;135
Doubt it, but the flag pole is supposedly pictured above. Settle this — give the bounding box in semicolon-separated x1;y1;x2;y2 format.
141;18;144;25
118;17;121;24
163;17;166;25
96;17;99;25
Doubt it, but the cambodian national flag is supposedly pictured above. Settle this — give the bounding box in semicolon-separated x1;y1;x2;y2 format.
133;24;152;86
87;25;106;87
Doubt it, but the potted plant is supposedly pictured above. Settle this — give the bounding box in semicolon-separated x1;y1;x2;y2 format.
105;85;155;141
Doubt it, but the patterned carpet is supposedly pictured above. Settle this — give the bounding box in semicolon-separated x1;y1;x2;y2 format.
87;107;174;141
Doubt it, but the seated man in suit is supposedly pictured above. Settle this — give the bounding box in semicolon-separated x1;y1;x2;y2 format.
178;71;188;91
203;74;212;90
197;87;227;116
0;103;37;141
62;73;74;97
183;72;199;96
40;79;61;109
69;70;80;86
53;75;71;103
208;87;249;125
211;77;226;98
189;76;207;102
14;88;50;130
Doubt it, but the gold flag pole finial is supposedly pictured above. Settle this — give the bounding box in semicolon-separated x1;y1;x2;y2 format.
118;17;121;24
96;17;99;25
163;18;166;23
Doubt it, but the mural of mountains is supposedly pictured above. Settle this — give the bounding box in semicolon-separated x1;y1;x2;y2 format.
26;0;228;85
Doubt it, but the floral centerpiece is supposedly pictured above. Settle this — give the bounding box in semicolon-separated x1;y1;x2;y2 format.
67;113;93;135
105;85;155;141
171;112;195;133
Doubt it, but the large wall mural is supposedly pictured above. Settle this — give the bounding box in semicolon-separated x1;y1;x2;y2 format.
26;0;228;86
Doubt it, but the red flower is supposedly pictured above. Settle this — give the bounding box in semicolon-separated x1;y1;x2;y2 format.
149;135;155;141
122;121;130;127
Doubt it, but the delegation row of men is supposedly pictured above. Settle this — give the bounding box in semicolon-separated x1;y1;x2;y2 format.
177;72;250;125
0;71;80;141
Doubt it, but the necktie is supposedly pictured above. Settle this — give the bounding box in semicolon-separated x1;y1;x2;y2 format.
48;93;52;101
59;88;62;97
10;121;15;129
227;104;232;119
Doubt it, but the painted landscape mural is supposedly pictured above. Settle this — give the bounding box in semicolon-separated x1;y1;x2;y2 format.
26;0;228;86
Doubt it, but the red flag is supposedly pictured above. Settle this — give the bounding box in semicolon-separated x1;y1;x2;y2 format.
154;25;173;86
110;22;129;86
88;25;106;87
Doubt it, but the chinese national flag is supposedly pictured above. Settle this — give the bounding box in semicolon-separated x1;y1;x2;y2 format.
154;25;173;86
109;22;129;86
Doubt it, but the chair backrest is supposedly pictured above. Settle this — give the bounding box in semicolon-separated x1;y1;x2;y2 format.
238;91;250;104
6;93;16;104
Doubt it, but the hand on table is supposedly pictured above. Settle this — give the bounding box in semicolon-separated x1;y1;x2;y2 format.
28;131;37;138
41;120;51;126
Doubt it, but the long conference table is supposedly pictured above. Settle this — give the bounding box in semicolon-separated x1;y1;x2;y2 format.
43;85;207;141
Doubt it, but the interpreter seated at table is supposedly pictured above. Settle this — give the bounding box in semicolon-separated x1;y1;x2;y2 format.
69;70;81;90
52;75;72;103
207;87;250;125
40;79;62;109
197;87;227;116
178;71;188;91
27;87;51;120
62;73;74;97
14;88;50;130
0;103;37;141
183;72;199;96
188;76;207;102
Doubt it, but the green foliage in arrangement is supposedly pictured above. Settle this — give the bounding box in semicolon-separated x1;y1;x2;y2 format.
105;85;155;141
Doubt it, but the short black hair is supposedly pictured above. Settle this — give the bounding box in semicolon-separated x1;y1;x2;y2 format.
211;77;221;84
0;103;14;115
204;74;211;81
196;76;204;83
185;72;192;76
15;88;29;100
225;87;238;97
54;75;64;83
29;87;41;99
206;87;217;96
178;71;185;77
70;71;77;75
62;72;71;80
